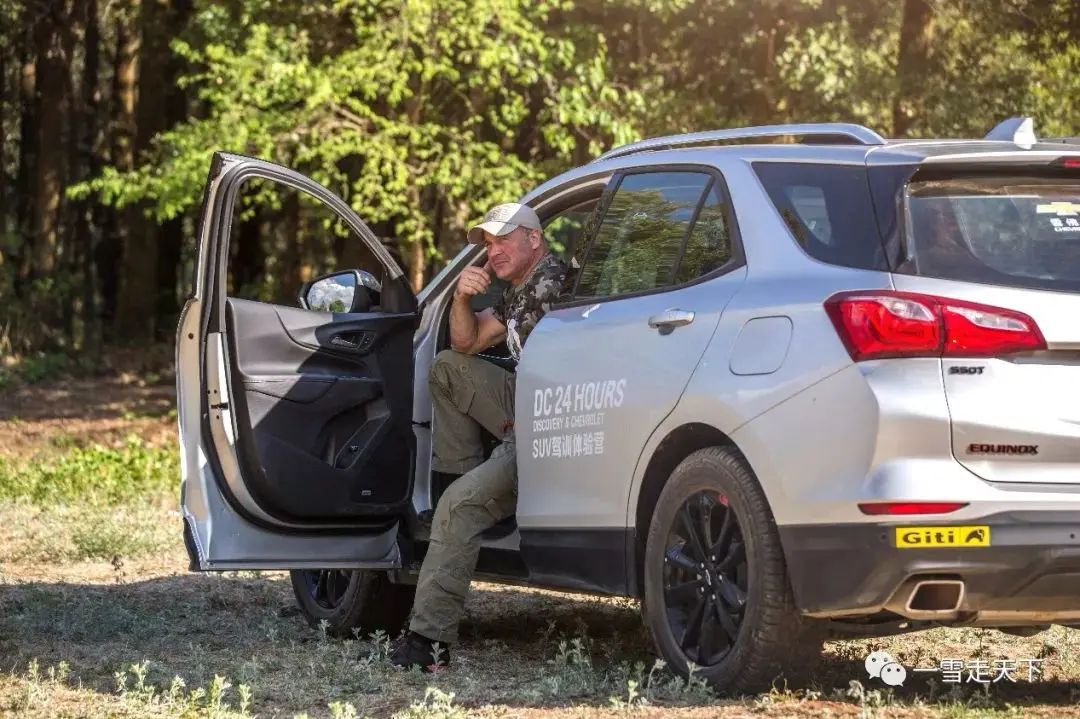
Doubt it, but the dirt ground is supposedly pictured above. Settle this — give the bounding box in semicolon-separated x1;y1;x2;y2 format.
3;374;1080;717
0;376;176;459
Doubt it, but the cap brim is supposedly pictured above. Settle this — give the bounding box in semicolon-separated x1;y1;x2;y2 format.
467;220;519;244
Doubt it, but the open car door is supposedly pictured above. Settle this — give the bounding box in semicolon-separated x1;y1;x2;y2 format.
176;152;418;571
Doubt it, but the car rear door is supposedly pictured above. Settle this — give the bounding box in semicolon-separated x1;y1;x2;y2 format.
176;152;418;571
513;165;746;589
887;157;1080;485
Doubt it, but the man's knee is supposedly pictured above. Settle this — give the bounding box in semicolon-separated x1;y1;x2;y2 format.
431;471;512;538
430;348;475;389
431;477;475;527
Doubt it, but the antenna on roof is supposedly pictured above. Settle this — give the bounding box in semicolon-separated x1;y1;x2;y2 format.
984;116;1036;148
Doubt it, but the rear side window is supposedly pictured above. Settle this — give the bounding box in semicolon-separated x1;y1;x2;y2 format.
675;184;733;284
752;162;888;271
573;170;736;299
903;173;1080;292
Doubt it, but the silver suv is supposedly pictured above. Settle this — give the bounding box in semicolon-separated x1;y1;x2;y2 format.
176;116;1080;694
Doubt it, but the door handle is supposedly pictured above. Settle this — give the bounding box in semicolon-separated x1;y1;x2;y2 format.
329;330;375;352
648;309;695;334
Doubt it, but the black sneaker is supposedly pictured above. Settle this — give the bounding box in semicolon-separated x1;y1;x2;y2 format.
364;631;451;671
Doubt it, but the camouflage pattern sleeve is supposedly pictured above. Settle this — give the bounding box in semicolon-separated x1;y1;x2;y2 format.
502;254;569;361
532;258;568;312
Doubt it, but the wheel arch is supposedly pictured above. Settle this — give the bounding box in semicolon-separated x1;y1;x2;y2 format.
630;422;742;596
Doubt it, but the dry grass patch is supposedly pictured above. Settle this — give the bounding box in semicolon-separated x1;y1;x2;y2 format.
5;512;1080;718
4;381;1080;717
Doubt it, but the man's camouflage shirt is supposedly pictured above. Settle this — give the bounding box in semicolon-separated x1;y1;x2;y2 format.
491;252;568;363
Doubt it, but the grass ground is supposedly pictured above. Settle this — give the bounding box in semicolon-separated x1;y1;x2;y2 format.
2;356;1080;717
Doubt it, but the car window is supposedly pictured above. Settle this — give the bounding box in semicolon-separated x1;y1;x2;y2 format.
751;162;888;271
226;178;386;308
574;171;712;298
902;174;1080;292
543;198;598;263
674;182;734;284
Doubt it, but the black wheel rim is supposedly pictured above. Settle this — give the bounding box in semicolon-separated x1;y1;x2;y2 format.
299;569;354;612
661;490;748;666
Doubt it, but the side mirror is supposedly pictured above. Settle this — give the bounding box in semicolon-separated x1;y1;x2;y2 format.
299;270;382;313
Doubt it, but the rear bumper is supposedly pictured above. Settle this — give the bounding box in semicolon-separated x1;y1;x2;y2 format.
780;511;1080;625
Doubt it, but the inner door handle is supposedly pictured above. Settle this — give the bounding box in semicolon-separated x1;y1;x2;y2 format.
329;330;375;352
648;309;695;334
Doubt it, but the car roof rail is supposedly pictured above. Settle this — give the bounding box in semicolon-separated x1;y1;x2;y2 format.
984;116;1037;146
592;122;887;163
1041;136;1080;147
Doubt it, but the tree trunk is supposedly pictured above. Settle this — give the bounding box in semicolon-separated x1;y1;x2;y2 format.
77;0;102;347
153;0;193;340
231;205;264;297
405;187;428;293
15;17;37;296
281;192;305;304
742;0;784;127
0;37;7;254
117;0;170;343
98;2;138;341
892;0;934;137
32;3;66;280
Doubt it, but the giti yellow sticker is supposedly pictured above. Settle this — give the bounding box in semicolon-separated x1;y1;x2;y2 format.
895;525;990;548
1036;201;1080;216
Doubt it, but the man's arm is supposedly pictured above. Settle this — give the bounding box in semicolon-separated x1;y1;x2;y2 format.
448;260;507;353
449;299;506;354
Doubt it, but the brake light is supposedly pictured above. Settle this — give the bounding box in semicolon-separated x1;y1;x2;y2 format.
824;290;1046;361
858;502;968;515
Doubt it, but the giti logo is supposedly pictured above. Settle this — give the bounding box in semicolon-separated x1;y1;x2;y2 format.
901;529;959;545
964;528;986;543
895;525;991;548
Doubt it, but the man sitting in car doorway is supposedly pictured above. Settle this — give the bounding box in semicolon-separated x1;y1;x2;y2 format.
388;202;568;670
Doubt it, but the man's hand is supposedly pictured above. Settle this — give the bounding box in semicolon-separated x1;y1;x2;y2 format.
454;262;491;300
448;261;505;353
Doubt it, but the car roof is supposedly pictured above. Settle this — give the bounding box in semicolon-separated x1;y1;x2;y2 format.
524;116;1080;205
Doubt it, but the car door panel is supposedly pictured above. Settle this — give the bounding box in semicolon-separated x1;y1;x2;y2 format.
178;151;418;571
222;295;415;524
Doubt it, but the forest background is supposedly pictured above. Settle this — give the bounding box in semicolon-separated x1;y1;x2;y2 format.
2;0;1078;361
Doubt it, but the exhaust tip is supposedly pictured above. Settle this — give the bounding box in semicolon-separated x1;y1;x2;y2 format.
905;579;965;615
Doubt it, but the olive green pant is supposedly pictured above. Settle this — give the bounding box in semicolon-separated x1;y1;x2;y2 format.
409;349;517;645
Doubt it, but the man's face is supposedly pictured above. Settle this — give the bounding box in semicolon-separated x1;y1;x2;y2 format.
485;226;539;281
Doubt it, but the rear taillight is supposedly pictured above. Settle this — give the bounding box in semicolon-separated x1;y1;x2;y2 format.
824;290;1046;361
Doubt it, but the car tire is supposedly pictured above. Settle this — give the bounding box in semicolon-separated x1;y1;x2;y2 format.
642;445;826;695
289;569;415;640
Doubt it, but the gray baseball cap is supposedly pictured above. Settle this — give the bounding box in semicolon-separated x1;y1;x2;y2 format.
467;202;541;244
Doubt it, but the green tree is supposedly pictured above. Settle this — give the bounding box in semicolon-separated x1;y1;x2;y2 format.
71;0;643;291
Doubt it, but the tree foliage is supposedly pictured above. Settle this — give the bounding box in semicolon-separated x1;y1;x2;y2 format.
3;0;1080;355
70;0;643;278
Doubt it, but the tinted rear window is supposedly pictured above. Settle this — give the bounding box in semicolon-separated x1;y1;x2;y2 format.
752;162;888;271
904;174;1080;292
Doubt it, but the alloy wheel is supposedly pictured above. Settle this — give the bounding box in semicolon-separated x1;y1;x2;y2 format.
661;490;749;666
299;569;355;612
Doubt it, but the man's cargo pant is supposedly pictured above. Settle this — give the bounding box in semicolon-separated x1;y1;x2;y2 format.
409;348;517;645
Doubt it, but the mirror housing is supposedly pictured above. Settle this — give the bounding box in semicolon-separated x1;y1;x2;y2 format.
299;270;382;313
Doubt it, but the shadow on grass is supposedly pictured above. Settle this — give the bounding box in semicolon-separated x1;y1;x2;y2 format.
2;573;1080;715
0;377;175;423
